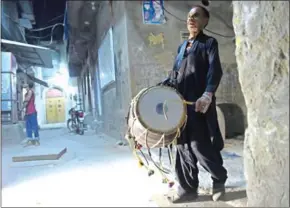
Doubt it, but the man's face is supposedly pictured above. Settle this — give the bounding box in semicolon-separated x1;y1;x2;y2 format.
187;7;208;33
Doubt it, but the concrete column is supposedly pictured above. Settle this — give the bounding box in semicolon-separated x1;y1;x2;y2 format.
233;1;289;207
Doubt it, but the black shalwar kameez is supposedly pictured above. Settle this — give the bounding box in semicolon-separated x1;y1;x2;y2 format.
168;31;228;195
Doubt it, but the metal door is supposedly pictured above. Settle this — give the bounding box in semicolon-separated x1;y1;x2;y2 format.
46;97;65;123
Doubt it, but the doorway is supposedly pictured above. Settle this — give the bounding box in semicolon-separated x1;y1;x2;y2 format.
45;88;66;124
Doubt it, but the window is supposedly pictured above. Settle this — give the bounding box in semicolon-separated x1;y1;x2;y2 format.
180;31;190;42
98;28;116;89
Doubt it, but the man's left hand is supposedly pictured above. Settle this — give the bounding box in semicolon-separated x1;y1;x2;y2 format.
195;92;213;113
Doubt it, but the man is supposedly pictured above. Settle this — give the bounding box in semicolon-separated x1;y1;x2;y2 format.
161;5;227;203
21;82;40;147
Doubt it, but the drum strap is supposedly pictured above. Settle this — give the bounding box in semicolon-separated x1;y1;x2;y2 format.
171;39;210;82
168;40;188;83
173;40;188;72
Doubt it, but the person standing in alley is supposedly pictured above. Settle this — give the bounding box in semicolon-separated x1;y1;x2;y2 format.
21;82;40;147
160;5;227;203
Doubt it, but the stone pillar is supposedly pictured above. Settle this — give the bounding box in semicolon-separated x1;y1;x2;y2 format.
233;1;289;207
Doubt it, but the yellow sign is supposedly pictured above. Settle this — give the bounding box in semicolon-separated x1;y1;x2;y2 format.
148;32;165;49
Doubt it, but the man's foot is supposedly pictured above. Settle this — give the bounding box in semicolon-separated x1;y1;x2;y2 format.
212;183;226;201
23;140;34;147
33;140;40;146
168;191;198;204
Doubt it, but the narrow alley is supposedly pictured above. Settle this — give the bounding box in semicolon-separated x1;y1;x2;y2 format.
2;128;245;207
2;128;163;207
1;0;289;207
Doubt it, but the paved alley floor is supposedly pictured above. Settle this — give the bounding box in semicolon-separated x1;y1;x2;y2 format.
2;128;246;207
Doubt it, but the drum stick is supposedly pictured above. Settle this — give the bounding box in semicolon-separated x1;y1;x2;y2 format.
162;100;195;120
183;101;196;106
163;99;195;106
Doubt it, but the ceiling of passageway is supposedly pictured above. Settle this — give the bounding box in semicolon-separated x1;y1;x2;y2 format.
67;1;99;77
66;0;233;77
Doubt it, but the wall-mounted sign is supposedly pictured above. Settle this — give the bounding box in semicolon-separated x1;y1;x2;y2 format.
142;0;166;25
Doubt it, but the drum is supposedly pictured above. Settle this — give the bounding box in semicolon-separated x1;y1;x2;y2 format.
127;86;187;149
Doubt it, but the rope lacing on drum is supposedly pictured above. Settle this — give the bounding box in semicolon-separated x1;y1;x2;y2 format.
131;119;187;186
127;119;176;184
129;120;185;185
126;88;194;187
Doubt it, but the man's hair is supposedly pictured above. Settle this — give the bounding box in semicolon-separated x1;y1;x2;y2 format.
28;82;34;89
191;5;210;19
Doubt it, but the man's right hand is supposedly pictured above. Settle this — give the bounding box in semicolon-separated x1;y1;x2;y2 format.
195;93;212;113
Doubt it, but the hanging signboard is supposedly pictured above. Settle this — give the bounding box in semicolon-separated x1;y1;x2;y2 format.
142;0;166;25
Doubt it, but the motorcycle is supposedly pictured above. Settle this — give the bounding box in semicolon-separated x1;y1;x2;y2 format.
67;106;85;135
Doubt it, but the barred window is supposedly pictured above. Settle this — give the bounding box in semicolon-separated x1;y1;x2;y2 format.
180;31;190;42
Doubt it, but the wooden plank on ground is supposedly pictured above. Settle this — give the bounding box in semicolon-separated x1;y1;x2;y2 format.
12;148;67;162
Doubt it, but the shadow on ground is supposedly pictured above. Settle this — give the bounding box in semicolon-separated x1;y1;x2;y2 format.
225;190;247;201
152;189;247;207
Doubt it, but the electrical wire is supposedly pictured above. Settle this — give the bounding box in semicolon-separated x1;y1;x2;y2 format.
3;13;64;29
26;23;64;46
28;23;64;32
3;13;19;24
210;10;234;30
156;2;235;38
46;14;64;24
2;13;28;43
26;34;52;39
3;13;64;43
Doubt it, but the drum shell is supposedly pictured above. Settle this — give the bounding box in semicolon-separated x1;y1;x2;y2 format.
128;106;225;148
128;98;184;149
126;89;226;149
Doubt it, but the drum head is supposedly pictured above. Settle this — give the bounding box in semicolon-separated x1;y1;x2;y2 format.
136;86;186;134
